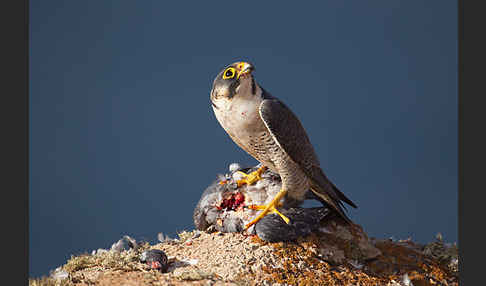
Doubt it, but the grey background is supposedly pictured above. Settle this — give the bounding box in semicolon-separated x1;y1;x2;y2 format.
29;0;457;278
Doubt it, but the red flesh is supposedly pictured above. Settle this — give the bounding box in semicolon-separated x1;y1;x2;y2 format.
150;261;161;270
219;192;245;211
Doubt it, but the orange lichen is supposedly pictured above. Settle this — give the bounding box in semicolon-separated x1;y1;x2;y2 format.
33;229;458;286
366;239;458;285
239;232;457;286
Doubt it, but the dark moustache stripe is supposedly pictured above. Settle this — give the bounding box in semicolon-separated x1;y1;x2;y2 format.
251;76;256;95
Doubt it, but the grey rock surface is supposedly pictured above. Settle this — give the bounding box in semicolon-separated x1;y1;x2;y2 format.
110;235;137;252
50;267;69;281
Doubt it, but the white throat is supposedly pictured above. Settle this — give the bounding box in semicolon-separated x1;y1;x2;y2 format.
212;83;264;135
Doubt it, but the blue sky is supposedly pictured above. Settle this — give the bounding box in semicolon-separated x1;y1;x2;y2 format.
30;0;457;278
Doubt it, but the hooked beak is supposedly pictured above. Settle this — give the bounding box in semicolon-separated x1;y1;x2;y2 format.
236;62;254;79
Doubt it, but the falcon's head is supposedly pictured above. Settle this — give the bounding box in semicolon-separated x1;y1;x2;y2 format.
210;61;257;103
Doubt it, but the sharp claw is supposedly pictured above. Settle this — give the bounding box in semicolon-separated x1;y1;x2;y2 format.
245;222;255;230
236;180;247;187
235;166;267;187
273;208;290;224
243;188;288;230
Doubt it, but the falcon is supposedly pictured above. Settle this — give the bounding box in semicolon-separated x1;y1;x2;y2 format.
210;61;357;229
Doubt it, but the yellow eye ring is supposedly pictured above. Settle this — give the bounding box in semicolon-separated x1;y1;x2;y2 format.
222;67;236;79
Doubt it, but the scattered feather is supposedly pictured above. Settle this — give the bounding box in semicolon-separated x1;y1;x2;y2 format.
229;163;242;172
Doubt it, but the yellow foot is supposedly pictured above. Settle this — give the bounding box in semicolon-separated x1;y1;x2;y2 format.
236;165;267;187
245;189;290;229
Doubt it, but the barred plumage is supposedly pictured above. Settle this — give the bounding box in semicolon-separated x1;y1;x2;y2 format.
210;61;357;226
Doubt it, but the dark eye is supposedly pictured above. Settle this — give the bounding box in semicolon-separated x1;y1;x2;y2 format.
223;67;236;79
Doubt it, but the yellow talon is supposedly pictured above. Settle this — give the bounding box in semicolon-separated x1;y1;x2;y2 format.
245;188;290;229
236;165;267;187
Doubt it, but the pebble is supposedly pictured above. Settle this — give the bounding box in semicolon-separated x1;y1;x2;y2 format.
158;232;172;243
192;231;201;239
111;235;137;252
91;248;108;256
402;273;412;286
50;267;69;280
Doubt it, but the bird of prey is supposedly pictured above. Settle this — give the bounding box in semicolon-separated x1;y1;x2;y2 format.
209;61;357;229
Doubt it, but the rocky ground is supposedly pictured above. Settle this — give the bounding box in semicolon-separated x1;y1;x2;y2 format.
30;164;458;285
29;229;458;286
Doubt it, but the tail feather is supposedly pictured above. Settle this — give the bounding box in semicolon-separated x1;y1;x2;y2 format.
309;184;353;224
308;166;357;224
329;181;358;209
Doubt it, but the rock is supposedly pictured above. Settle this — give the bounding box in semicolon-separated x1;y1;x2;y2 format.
34;228;458;286
421;235;459;275
50;267;69;280
110;235;137;252
313;220;382;264
402;273;412;286
91;248;108;256
157;232;173;243
31;162;458;286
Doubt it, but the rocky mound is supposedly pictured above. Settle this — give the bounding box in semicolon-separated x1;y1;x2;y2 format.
29;163;458;285
29;229;458;286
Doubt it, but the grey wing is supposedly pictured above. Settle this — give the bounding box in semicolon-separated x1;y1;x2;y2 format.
258;97;320;172
258;97;357;221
